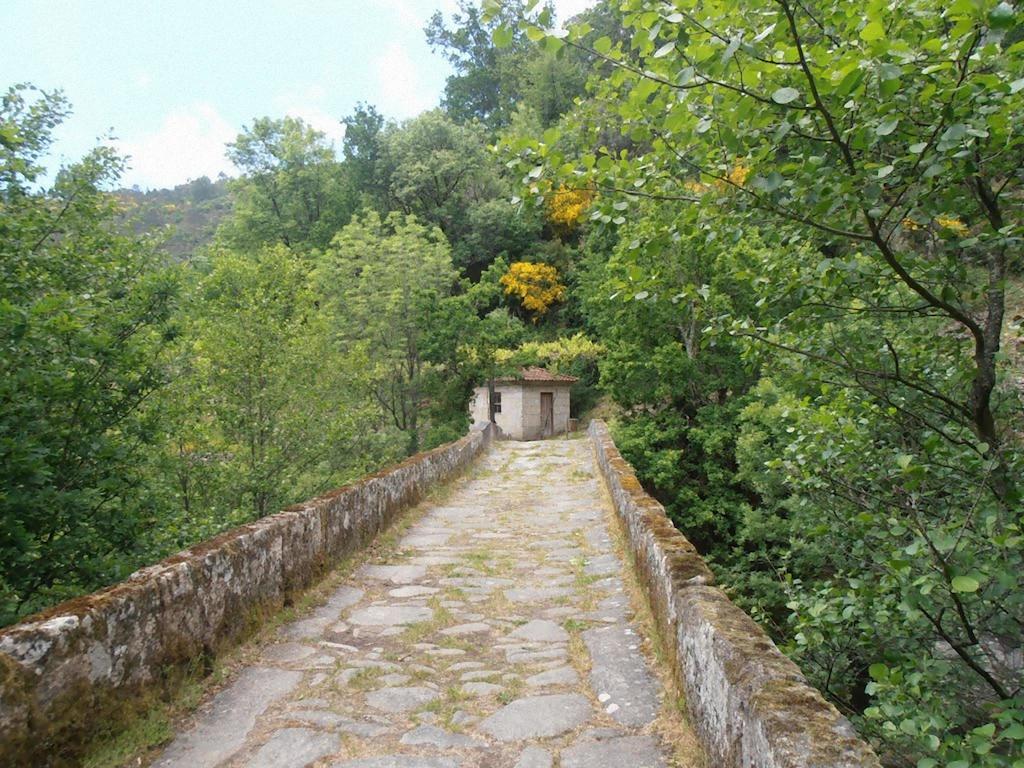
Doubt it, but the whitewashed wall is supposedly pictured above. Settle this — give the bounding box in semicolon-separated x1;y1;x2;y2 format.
470;383;572;440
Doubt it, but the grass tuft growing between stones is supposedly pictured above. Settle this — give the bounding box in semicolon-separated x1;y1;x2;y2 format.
81;658;224;768
400;597;454;644
423;684;473;729
496;675;524;705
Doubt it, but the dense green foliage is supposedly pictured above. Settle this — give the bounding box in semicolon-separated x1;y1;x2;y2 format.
494;0;1024;763
3;2;1022;764
1;86;179;616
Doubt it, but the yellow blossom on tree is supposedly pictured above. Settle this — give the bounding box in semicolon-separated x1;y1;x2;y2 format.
547;187;594;233
500;262;566;320
726;162;750;187
935;215;969;235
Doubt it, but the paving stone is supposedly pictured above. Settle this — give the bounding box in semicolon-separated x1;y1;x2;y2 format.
440;622;491;636
359;565;428;584
514;746;553;768
586;594;628;624
287;697;331;710
282;586;367;640
388;586;440;598
576;727;625;742
410;556;460;566
477;693;592;741
506;648;567;664
261;643;317;663
365;686;439;713
351;660;401;671
400;533;452;547
583;554;619;576
247;727;340;768
508;619;569;643
336;668;361;686
320;640;358;653
451;710;477;726
461;682;503;696
504;587;574;603
583;626;661;727
153;667;302;768
400;724;483;748
280;617;333;640
348;605;433;626
542;606;577;619
302;653;338;668
333;758;461;768
279;710;387;737
525;666;579;687
560;735;666;768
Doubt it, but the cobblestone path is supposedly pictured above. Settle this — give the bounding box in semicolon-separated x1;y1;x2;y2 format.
153;439;699;768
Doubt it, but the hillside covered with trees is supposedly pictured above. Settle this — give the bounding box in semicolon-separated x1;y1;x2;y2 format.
2;1;1023;764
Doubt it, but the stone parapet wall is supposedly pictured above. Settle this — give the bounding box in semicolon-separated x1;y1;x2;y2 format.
0;422;494;765
587;419;880;768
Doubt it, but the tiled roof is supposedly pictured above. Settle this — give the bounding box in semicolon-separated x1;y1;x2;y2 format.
494;366;578;384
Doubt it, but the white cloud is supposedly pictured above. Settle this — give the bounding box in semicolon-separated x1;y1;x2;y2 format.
116;102;236;189
283;106;346;146
132;70;153;90
276;85;346;147
378;0;459;28
373;41;436;119
551;0;596;23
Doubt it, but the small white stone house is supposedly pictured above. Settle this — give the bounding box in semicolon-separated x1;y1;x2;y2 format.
469;366;578;441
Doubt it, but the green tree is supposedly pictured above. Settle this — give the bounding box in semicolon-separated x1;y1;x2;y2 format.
376;111;536;278
169;245;379;524
342;103;388;207
320;211;459;454
0;85;179;622
426;0;544;129
220;116;355;250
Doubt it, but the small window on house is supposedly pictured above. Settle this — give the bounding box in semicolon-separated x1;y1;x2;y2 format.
491;391;502;414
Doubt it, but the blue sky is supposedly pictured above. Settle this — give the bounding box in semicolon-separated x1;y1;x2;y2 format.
2;0;593;189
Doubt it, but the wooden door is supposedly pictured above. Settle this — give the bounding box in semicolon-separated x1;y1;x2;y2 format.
541;392;554;437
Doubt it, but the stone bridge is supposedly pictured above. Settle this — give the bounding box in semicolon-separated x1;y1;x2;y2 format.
0;423;880;767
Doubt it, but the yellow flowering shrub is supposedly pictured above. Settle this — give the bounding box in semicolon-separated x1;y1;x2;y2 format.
935;215;969;235
500;262;566;319
547;187;594;233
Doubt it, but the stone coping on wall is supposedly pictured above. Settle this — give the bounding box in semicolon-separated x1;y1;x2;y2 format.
0;422;495;766
587;419;881;768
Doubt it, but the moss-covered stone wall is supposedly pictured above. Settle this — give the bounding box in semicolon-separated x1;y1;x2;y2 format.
0;422;495;766
588;419;880;768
